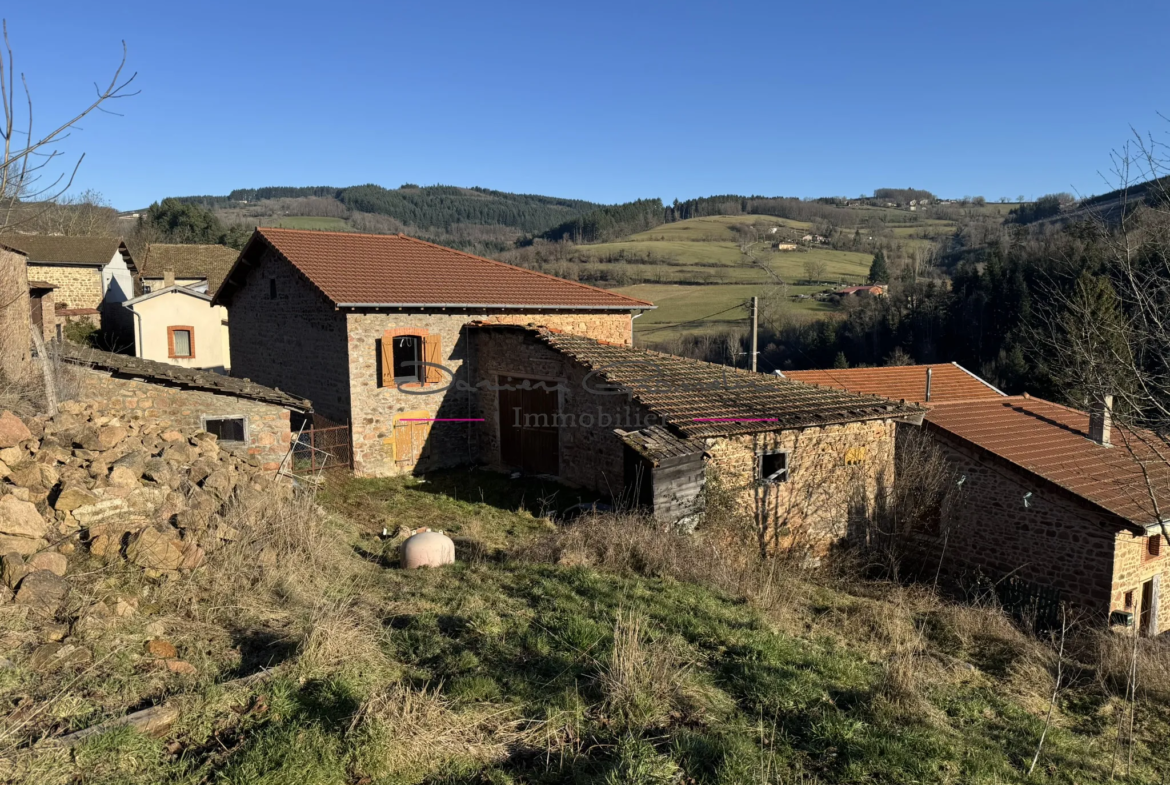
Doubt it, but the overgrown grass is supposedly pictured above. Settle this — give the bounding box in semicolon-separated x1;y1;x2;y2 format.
8;472;1170;784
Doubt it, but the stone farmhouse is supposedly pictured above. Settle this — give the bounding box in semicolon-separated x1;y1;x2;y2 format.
133;243;238;296
3;236;135;331
56;341;309;472
784;363;1170;634
212;228;652;475
470;324;922;556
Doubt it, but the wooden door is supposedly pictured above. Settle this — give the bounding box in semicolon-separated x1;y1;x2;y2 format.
498;376;559;475
1142;576;1160;637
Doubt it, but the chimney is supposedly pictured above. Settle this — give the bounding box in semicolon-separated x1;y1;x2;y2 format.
925;367;933;403
163;269;175;288
1089;395;1113;447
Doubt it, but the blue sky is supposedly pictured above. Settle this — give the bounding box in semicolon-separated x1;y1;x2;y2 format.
9;1;1169;210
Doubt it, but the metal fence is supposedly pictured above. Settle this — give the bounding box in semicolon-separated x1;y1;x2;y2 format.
996;577;1063;633
283;418;352;481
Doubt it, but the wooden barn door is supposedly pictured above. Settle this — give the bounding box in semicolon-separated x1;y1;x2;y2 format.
498;376;559;475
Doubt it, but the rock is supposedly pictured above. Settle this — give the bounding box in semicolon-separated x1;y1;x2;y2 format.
0;534;48;556
144;638;177;658
2;553;30;589
88;533;122;559
14;570;68;613
161;443;195;465
5;487;29;502
126;487;168;516
54;486;99;513
201;470;236;500
175;509;210;532
28;641;62;670
165;659;197;676
108;465;141;488
27;551;67;577
160;430;184;443
143;458;180;489
127;528;184;571
7;463;44;490
400;531;456;569
0;495;48;539
0;411;32;448
188;458;216;485
178;541;205;571
112;450;149;479
112;597;138;617
72;498;129;527
42;622;69;642
0;446;22;465
76;424;129;452
29;642;91;672
57;541;75;556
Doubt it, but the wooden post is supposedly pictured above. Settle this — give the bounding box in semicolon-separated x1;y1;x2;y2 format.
750;296;758;373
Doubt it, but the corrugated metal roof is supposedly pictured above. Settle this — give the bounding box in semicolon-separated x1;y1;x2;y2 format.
784;363;1004;405
926;396;1170;527
476;323;922;437
215;228;654;310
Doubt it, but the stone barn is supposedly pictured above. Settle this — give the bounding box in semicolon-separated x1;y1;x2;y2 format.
212;228;653;477
469;324;922;556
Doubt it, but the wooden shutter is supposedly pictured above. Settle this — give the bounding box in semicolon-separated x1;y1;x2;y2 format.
380;332;395;387
422;334;443;384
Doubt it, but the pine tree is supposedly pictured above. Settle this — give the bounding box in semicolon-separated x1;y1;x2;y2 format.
832;351;849;369
868;249;889;284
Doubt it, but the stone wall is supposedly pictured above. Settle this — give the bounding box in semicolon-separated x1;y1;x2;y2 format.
70;367;293;471
348;312;633;477
29;265;103;310
912;430;1123;621
705;419;898;559
224;247;351;424
469;326;656;493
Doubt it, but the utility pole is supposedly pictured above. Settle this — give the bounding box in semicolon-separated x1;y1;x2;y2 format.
750;296;758;373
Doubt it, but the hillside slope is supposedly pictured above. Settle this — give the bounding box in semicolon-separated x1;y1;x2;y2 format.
10;467;1170;784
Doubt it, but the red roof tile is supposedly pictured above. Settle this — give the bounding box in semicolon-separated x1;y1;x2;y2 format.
783;363;1004;405
216;228;654;310
926;396;1170;528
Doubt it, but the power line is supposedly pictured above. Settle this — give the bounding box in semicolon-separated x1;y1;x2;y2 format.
637;302;747;335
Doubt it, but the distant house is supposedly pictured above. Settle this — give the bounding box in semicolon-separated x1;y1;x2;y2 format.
3;236;135;332
835;284;885;297
773;242;798;251
784;363;1170;634
126;243;238;370
122;284;231;373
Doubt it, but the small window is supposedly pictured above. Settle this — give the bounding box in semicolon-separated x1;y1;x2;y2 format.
1125;591;1135;610
203;416;246;444
269;278;277;299
168;326;195;359
844;446;867;466
758;450;789;484
1146;535;1162;561
392;335;422;382
142;284;152;293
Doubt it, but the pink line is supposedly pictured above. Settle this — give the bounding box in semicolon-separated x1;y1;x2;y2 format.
399;418;485;422
692;417;778;422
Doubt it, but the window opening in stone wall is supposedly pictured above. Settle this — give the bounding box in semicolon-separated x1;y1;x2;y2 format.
757;450;789;484
392;335;423;383
202;416;247;444
1146;535;1162;561
269;278;277;299
1125;591;1134;609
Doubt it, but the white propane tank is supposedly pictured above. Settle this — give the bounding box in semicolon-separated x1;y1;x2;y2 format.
400;529;455;569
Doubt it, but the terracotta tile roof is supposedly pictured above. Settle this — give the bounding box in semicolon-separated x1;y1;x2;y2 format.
475;324;922;437
3;236;126;266
783;363;1004;405
215;228;654;310
925;396;1170;528
54;341;310;411
136;243;239;294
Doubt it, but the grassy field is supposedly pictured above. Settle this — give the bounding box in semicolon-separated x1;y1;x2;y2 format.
623;214;813;243
275;216;352;231
618;283;835;338
12;471;1170;784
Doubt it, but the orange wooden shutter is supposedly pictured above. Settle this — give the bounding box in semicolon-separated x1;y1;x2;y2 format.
422;335;443;384
380;332;395;387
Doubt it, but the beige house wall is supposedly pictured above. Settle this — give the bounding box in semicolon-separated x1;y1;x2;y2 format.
130;291;230;373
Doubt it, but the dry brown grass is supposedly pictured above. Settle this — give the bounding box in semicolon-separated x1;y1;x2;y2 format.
1079;630;1170;701
347;683;529;782
598;610;691;731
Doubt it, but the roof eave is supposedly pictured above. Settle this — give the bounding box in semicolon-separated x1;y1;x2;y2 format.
336;302;656;311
